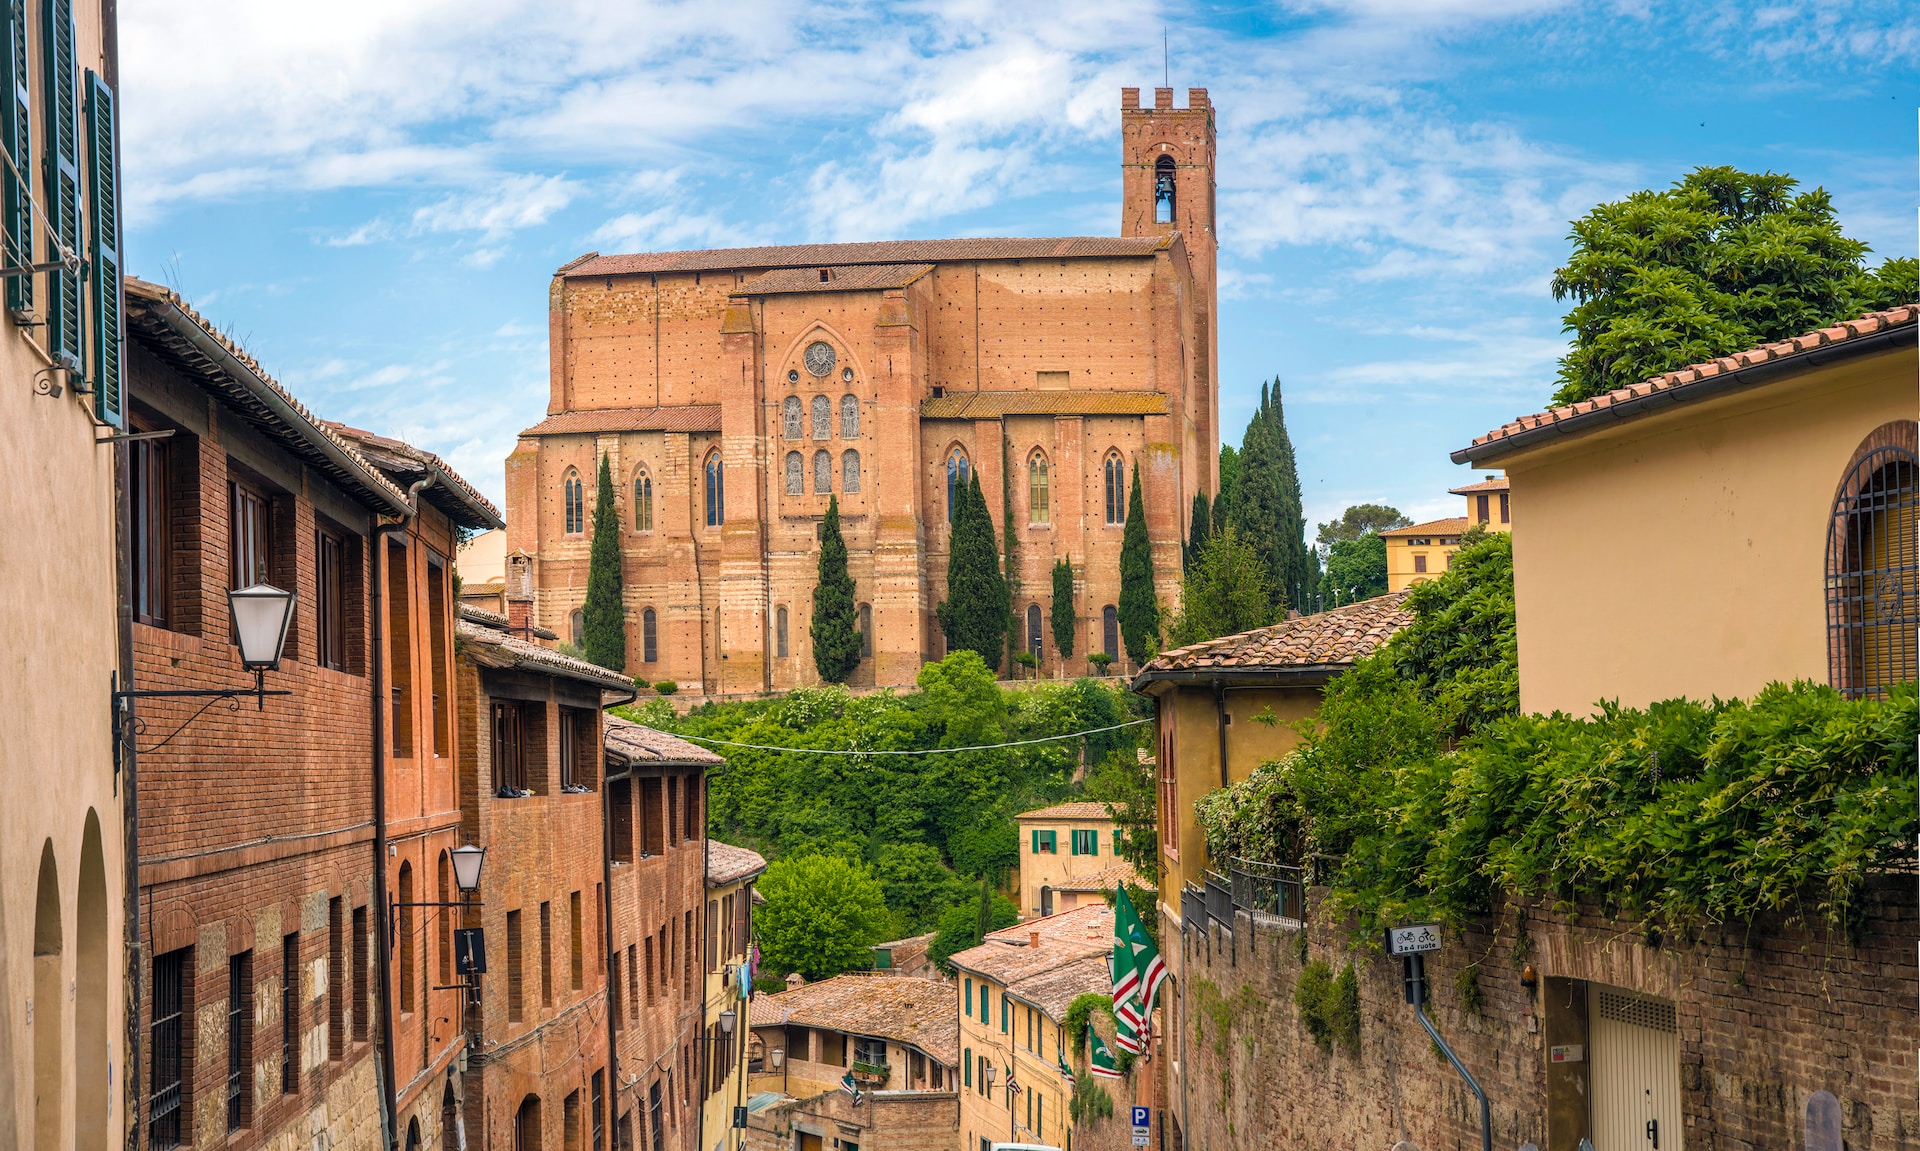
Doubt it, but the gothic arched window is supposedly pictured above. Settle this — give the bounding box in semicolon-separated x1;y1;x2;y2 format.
704;451;724;527
1102;605;1119;659
563;468;584;534
783;395;803;439
842;450;862;494
632;468;653;532
1104;453;1126;525
1028;451;1050;525
841;394;860;439
813;449;832;494
1154;155;1176;224
859;603;872;658
776;606;789;658
946;451;971;522
785;452;804;496
642;608;657;663
1827;421;1920;698
811;395;831;440
1027;604;1043;659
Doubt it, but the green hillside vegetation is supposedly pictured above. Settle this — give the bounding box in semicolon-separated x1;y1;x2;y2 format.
615;650;1148;975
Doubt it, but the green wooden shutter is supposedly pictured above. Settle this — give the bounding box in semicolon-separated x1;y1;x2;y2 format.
1089;829;1098;855
84;71;118;425
965;979;972;1014
2;0;27;316
1031;830;1040;854
41;0;78;368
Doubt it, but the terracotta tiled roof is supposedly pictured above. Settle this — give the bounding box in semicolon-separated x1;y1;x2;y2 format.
323;422;504;531
123;278;413;516
921;390;1169;420
1446;476;1508;495
707;841;767;886
1379;517;1468;538
456;618;636;693
1053;862;1146;895
561;236;1171;278
746;975;959;1066
604;713;723;767
948;903;1114;988
734;264;935;296
522;405;722;437
1456;306;1919;464
1135;591;1413;681
1016;802;1112;822
456;603;556;639
875;931;939;950
1007;955;1112;1021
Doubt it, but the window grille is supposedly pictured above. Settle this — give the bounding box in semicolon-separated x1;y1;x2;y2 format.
1028;453;1049;524
150;948;188;1148
842;449;861;493
1827;441;1919;698
227;951;250;1131
813;450;831;494
281;932;299;1094
783;396;802;439
841;394;860;438
811;394;831;440
785;452;803;496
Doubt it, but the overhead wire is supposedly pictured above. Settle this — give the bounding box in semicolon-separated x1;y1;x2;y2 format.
671;717;1152;757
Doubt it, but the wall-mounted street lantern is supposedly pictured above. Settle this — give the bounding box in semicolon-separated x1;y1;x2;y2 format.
403;841;488;1004
113;583;298;764
450;844;487;894
719;1009;737;1036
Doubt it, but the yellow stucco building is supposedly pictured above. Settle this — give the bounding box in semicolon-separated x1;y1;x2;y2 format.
1380;474;1510;592
1014;802;1143;919
702;842;767;1151
951;904;1114;1151
1453;305;1917;714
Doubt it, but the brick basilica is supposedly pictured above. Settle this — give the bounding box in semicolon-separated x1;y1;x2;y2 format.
506;87;1220;694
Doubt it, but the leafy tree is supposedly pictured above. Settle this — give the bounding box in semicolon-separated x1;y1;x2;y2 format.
810;496;862;683
927;886;1020;972
1117;461;1159;665
582;454;626;670
1216;444;1239;520
755;853;890;980
1050;559;1077;663
1083;748;1159;886
870;842;972;936
916;650;1004;748
1323;534;1388;605
1185;491;1211;572
1552;165;1919;405
937;475;1009;671
946;816;1019;880
1316;504;1410;548
1226;382;1311;614
1167;526;1276;648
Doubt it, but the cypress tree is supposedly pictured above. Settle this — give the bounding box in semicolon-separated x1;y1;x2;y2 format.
1228;384;1286;611
1216;444;1240;517
811;496;861;683
1117;461;1159;665
1185;491;1211;572
581;454;626;670
937;474;1008;670
1050;558;1076;663
1268;381;1312;612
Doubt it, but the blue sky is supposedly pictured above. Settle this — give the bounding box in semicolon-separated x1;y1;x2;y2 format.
121;1;1917;532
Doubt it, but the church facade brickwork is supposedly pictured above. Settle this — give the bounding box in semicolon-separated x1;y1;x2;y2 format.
510;88;1220;693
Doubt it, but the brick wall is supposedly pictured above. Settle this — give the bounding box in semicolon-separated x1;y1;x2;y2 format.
1168;877;1918;1151
744;1086;959;1151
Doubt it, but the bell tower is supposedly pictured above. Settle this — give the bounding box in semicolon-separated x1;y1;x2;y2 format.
1122;85;1218;489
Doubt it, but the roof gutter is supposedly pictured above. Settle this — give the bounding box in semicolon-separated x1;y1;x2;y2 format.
1129;664;1354;694
146;296;414;516
1453;323;1917;467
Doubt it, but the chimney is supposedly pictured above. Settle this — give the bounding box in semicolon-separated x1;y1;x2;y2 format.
785;972;804;991
1029;930;1040;950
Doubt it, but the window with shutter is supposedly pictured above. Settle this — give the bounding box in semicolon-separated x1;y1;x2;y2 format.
2;0;28;318
85;71;119;424
41;0;79;368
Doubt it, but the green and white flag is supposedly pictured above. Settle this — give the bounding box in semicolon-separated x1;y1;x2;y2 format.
1058;1051;1077;1088
1111;885;1167;1045
1114;1002;1143;1056
1088;1028;1122;1080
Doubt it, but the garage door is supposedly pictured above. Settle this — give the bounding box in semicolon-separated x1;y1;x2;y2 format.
1590;987;1681;1151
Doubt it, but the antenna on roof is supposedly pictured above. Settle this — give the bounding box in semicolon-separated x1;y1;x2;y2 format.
1163;28;1169;89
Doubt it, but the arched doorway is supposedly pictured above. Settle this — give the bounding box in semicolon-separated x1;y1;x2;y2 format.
1039;885;1053;917
76;813;109;1151
514;1095;542;1151
440;1080;461;1151
405;1116;422;1151
33;840;63;1151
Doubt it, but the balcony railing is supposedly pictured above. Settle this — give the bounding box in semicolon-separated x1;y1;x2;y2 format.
851;1059;891;1083
1228;857;1306;922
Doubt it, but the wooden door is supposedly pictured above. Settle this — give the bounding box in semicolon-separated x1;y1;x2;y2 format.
1591;987;1681;1151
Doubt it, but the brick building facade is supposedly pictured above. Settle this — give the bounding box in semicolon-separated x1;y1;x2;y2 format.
124;281;424;1151
452;609;635;1151
509;87;1220;694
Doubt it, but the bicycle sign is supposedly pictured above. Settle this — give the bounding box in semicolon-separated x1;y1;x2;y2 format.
1385;923;1442;955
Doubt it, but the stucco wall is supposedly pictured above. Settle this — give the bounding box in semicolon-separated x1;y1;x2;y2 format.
1500;346;1915;715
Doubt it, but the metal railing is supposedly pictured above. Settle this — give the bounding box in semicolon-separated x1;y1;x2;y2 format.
851;1059;891;1083
1203;869;1233;930
1229;857;1306;922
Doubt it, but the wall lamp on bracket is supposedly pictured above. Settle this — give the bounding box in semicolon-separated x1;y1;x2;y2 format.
112;583;298;765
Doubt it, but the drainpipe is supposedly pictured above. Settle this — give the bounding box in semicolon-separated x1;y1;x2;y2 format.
698;773;712;1151
600;751;620;1147
373;476;433;1151
1211;680;1228;790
